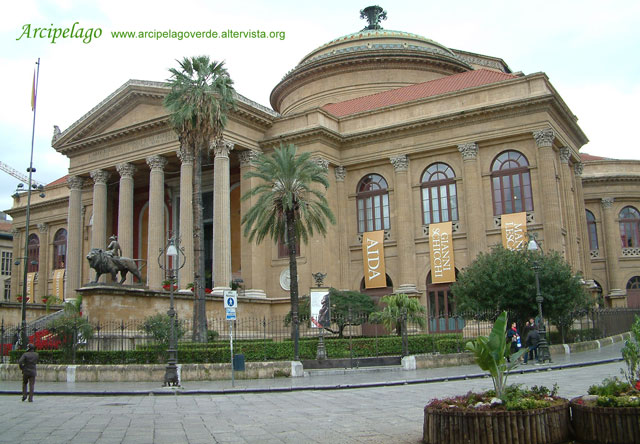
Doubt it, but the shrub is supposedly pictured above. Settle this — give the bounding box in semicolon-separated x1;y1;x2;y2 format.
142;313;185;345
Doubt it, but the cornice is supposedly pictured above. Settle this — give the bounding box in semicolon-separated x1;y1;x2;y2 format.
5;196;70;217
260;126;343;149
582;174;640;184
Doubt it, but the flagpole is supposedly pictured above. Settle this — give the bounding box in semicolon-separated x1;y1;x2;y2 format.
20;58;40;349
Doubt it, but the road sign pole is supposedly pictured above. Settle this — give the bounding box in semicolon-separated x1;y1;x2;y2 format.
230;320;234;387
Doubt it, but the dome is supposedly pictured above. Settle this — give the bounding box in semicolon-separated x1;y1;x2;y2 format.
270;8;472;115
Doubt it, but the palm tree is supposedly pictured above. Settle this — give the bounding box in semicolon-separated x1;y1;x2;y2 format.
369;293;427;336
241;144;336;359
164;56;235;342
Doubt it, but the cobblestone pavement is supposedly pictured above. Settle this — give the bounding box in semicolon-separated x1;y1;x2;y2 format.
0;343;626;444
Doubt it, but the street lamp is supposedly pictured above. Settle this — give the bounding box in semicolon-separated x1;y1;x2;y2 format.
157;234;186;387
527;234;552;363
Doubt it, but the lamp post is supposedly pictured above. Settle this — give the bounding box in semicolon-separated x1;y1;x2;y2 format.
157;234;186;387
527;235;552;363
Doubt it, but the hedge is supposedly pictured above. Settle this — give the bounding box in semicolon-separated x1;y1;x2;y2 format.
9;333;467;365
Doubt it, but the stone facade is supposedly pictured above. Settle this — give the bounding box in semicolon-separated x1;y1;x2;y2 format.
5;12;640;323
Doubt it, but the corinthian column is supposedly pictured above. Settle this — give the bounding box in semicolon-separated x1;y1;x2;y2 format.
601;197;625;298
177;148;194;290
239;150;267;297
213;140;233;293
66;176;85;298
458;142;487;260
146;155;167;290
558;147;579;271
533;128;563;253
390;154;418;294
90;169;110;282
116;163;136;284
574;163;593;277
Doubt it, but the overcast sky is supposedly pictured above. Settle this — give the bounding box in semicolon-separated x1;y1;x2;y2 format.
1;0;639;216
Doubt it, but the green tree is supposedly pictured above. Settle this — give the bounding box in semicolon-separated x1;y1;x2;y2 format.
46;296;93;358
451;245;591;336
241;144;336;359
142;313;186;345
284;288;378;337
368;293;426;336
164;56;235;342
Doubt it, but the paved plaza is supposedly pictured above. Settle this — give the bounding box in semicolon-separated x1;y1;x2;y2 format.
0;342;626;443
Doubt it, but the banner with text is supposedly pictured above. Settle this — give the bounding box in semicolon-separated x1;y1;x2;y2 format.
53;269;65;300
501;212;528;250
362;230;386;289
429;222;455;284
26;272;36;303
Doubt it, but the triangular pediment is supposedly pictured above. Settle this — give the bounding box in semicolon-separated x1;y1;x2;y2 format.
53;80;170;150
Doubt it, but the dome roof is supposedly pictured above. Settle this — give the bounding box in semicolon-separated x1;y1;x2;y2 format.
270;10;472;115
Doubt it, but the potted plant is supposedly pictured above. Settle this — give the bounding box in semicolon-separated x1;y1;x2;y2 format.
162;279;177;291
570;316;640;444
16;295;23;302
423;311;570;444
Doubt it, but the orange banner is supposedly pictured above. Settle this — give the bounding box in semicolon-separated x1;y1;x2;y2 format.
53;269;65;301
430;222;455;284
26;272;36;303
362;230;386;289
502;212;528;250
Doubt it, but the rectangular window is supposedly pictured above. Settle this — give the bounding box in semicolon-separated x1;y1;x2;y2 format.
382;194;390;229
449;184;458;221
365;197;373;232
440;185;449;221
1;251;11;276
431;187;440;223
357;199;365;233
3;279;10;301
422;188;431;225
493;177;502;215
374;196;381;230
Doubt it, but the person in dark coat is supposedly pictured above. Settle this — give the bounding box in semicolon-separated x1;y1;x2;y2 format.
506;322;521;362
18;343;38;402
524;319;540;364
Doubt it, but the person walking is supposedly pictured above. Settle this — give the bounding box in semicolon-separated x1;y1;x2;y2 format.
506;321;521;362
18;343;38;402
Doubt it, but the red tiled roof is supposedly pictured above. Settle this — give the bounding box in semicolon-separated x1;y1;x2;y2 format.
322;69;518;117
580;153;610;161
47;175;69;187
0;221;12;233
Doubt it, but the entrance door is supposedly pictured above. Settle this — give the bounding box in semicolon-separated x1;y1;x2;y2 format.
427;284;462;333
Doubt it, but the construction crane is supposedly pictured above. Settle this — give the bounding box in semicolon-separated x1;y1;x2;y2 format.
0;160;45;188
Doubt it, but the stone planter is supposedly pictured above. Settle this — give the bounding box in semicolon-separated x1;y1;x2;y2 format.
570;398;640;444
423;401;570;444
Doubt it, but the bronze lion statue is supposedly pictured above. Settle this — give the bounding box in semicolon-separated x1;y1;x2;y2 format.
86;248;143;284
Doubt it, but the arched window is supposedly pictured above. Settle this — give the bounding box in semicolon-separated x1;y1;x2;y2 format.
53;228;67;269
586;210;598;250
627;276;640;308
491;151;533;216
619;206;640;248
27;234;39;273
356;174;390;232
421;163;458;225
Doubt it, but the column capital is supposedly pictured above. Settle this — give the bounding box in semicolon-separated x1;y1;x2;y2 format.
574;162;584;176
458;142;479;160
390;154;409;172
177;147;194;165
239;149;259;167
116;162;137;178
533;128;555;147
146;155;167;171
37;223;48;233
313;157;330;170
213;139;234;157
66;176;85;190
559;147;571;164
601;197;614;209
90;169;110;185
335;166;346;182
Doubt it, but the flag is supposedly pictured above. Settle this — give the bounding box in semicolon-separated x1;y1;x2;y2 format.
31;69;36;111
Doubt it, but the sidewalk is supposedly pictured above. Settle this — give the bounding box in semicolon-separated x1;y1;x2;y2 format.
0;339;625;396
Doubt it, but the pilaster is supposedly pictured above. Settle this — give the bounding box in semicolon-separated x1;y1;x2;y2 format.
390;154;417;293
458;142;487;259
36;223;49;300
601;197;625;296
334;166;350;289
533;129;564;254
89;170;110;283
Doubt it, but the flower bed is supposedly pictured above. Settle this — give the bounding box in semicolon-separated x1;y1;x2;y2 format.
424;396;569;444
570;397;640;444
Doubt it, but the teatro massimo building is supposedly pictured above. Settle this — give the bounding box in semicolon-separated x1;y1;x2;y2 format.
6;7;640;325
